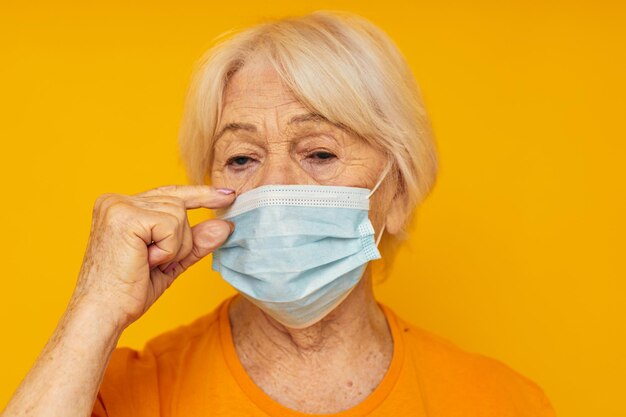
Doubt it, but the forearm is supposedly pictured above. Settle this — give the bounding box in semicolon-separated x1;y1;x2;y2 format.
2;297;123;417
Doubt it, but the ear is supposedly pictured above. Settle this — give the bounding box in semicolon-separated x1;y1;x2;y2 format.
384;189;409;235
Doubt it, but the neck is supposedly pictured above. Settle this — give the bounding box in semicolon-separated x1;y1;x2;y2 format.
229;267;390;355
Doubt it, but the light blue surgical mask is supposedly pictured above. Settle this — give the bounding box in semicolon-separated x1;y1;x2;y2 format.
211;167;389;329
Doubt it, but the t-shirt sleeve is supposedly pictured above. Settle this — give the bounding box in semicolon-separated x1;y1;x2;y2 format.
467;350;556;416
398;314;557;416
91;347;161;417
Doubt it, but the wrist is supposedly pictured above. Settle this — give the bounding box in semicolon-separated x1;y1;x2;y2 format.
64;293;127;343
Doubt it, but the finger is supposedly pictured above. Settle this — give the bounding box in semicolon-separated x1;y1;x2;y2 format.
145;212;182;268
135;200;186;221
135;201;187;271
160;220;193;274
149;265;178;295
139;200;187;256
135;195;186;208
170;219;234;276
138;185;236;210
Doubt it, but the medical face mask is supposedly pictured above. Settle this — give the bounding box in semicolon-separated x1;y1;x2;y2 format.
211;169;389;329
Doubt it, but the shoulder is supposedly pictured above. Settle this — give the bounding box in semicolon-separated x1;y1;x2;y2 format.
385;306;556;416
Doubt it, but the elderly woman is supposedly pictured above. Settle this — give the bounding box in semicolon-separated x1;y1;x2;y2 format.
3;11;555;417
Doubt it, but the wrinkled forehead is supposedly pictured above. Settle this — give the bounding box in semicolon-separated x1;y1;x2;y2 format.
217;59;351;141
223;56;295;106
219;64;308;133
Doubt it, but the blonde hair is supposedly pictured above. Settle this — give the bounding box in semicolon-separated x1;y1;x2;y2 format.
179;10;438;240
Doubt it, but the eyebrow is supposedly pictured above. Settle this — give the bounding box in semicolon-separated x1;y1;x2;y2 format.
290;112;350;133
214;122;257;141
214;112;339;141
287;112;329;125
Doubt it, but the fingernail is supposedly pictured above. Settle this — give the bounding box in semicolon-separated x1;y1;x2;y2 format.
226;220;235;234
216;188;235;195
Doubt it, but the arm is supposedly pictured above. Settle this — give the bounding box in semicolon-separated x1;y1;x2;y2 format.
2;299;122;417
1;185;235;417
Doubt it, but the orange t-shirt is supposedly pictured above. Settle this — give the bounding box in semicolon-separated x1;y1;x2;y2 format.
92;296;555;416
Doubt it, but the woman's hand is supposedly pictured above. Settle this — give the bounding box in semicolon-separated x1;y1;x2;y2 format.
71;184;236;331
0;185;236;417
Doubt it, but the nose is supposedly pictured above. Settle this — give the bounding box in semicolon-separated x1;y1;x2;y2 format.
252;155;309;188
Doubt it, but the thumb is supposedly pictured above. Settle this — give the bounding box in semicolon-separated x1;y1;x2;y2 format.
177;219;234;272
147;219;234;299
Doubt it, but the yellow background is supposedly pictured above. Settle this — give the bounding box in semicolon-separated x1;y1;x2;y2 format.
1;1;624;415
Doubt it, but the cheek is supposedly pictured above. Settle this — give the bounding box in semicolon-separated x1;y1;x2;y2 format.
211;167;255;191
208;168;226;188
300;158;345;181
336;157;380;187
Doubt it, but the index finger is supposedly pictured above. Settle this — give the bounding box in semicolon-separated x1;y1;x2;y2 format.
139;185;236;209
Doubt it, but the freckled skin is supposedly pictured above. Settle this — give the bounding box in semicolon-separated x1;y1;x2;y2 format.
212;56;402;414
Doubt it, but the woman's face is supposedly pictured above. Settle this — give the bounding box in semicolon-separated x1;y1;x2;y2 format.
211;57;395;233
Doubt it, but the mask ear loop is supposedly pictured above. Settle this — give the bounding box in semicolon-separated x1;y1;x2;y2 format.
375;223;386;247
367;158;393;247
367;158;393;199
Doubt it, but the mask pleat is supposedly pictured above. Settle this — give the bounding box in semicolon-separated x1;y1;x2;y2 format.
211;183;384;328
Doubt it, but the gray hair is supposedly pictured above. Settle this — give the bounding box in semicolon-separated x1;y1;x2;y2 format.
179;10;439;233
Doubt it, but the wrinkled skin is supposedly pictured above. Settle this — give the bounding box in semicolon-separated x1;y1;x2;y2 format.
210;55;404;414
1;53;407;417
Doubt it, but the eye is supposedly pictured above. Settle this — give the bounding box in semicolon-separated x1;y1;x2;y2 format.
307;151;337;162
226;155;255;170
